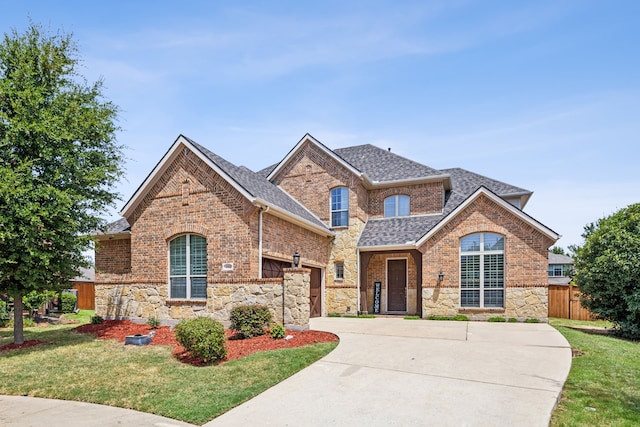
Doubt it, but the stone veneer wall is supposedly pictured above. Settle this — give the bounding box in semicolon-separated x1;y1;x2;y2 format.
422;287;548;321
95;268;311;330
324;218;363;314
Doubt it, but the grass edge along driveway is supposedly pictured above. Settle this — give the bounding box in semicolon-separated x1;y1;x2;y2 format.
549;317;640;427
0;312;337;425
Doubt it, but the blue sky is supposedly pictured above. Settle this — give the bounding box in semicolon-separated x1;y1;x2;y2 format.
3;1;639;250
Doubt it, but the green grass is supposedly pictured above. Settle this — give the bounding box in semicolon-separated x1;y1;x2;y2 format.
0;315;337;424
550;318;640;427
426;314;469;321
404;315;421;320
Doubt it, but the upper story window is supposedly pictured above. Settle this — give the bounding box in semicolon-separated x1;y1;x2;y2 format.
460;233;504;308
169;234;207;299
384;195;410;217
331;187;349;227
548;264;569;277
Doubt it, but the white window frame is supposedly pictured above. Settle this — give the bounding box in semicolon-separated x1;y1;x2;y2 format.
459;233;504;308
384;195;410;217
330;187;349;227
334;262;344;280
169;234;207;299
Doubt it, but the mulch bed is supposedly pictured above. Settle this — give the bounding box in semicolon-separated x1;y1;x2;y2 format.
0;320;338;366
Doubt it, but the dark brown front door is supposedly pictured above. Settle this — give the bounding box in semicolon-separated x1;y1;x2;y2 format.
388;259;407;311
309;267;322;318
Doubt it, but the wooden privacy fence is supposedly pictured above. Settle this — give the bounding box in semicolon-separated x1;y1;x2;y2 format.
72;282;95;310
548;284;594;320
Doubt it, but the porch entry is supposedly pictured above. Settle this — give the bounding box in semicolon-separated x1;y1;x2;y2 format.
387;259;407;311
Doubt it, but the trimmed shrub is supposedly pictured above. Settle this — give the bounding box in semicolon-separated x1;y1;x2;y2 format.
230;304;273;338
488;317;506;322
146;316;160;329
91;315;104;324
174;317;227;363
508;318;519;323
524;318;540;323
427;315;469;321
60;293;77;313
327;313;341;317
270;323;286;339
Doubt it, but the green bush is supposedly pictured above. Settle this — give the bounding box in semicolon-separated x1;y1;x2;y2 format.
60;293;77;313
508;318;519;323
174;317;227;363
270;323;286;339
91;315;104;324
404;315;421;320
327;313;341;317
427;315;469;321
230;304;273;338
146;316;160;329
524;318;540;323
488;317;506;322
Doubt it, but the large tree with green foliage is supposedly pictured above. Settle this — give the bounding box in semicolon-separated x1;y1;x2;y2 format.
0;24;124;344
574;203;640;339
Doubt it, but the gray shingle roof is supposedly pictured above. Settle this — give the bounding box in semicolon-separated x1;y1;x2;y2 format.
549;253;573;265
334;144;444;182
357;168;533;248
96;217;130;235
186;137;328;231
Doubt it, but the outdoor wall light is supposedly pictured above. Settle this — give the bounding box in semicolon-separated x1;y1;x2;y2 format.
293;251;301;268
438;270;444;281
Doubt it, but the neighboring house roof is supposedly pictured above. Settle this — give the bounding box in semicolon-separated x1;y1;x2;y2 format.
549;277;572;285
549;253;574;265
71;266;95;283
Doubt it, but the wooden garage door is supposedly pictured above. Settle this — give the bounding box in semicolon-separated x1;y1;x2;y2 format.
309;267;322;318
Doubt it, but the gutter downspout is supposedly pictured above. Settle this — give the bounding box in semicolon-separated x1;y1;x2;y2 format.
258;206;269;278
356;247;361;315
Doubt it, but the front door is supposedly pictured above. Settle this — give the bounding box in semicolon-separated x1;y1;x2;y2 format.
309;267;322;318
387;259;407;311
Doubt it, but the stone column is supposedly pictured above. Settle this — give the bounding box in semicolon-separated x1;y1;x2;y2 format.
283;267;311;330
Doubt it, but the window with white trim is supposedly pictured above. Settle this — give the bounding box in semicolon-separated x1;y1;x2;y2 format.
169;234;207;299
384;195;410;217
335;262;344;280
460;233;504;308
331;187;349;227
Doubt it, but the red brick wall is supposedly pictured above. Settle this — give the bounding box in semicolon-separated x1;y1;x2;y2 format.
368;182;444;217
272;140;368;224
95;238;131;275
365;253;418;312
125;147;260;283
420;194;555;291
262;213;331;266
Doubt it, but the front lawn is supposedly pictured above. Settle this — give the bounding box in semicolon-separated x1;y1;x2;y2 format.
0;313;337;425
550;317;640;426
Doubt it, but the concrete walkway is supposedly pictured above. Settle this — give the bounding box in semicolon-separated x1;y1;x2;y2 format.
205;317;572;427
0;317;571;426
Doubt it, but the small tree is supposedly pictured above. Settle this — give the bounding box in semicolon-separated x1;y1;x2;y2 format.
0;23;124;344
573;203;640;339
549;246;566;255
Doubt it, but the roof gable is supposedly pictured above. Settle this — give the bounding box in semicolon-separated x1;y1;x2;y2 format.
416;186;560;247
120;135;331;236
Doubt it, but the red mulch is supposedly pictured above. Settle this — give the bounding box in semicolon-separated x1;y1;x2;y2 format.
0;340;47;353
72;320;338;366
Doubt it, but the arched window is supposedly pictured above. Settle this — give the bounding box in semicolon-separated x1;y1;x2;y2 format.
169;234;207;299
384;195;410;217
330;187;349;227
460;233;504;308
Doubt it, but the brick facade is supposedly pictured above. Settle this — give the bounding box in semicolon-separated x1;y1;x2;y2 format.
420;194;555;320
96;136;556;324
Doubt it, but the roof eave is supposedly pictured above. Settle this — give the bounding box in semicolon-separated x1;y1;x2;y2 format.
363;174;452;190
358;243;417;252
254;199;334;238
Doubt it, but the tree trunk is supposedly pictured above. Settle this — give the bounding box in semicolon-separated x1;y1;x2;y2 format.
13;292;24;345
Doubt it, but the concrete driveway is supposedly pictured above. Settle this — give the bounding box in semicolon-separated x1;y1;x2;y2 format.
205;317;571;427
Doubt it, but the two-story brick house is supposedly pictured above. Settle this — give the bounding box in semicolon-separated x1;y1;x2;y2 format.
95;133;558;325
